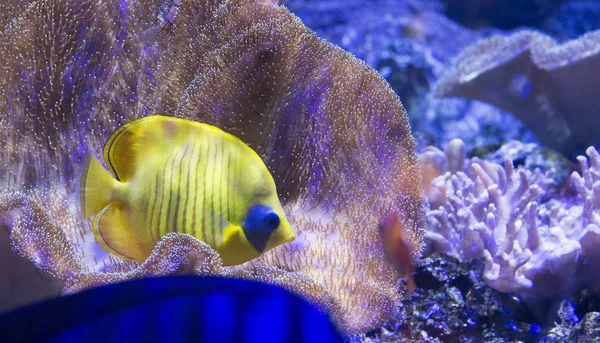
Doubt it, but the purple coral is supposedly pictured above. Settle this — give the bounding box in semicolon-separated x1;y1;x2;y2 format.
423;139;600;297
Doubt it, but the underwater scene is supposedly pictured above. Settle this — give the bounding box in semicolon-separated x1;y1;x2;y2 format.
1;0;600;342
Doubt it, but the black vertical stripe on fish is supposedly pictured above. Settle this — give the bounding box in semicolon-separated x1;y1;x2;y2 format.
142;174;153;239
201;140;210;244
192;141;203;238
226;143;231;222
156;157;170;237
209;138;217;246
139;195;150;238
233;150;240;220
215;138;223;244
174;145;190;234
183;143;195;236
148;170;161;242
221;141;226;227
144;172;153;230
166;150;178;233
229;154;236;223
215;139;222;241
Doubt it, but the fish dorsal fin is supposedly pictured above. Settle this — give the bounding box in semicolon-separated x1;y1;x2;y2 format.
103;115;194;182
104;115;262;182
92;204;150;262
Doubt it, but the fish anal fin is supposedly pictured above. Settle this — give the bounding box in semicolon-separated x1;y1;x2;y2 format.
92;204;150;262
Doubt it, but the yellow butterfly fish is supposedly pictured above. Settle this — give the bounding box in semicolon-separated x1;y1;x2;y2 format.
80;115;295;266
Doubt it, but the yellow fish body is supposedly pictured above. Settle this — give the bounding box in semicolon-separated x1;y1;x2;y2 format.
80;115;295;265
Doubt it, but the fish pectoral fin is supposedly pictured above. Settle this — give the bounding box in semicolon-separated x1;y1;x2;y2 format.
211;211;233;246
92;204;149;262
222;225;241;244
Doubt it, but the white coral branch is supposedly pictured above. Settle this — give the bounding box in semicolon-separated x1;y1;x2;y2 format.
423;140;600;296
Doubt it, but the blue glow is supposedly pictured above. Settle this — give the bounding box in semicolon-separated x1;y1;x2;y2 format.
0;276;344;342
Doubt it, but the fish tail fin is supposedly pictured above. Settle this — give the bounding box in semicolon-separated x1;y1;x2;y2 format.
80;156;119;219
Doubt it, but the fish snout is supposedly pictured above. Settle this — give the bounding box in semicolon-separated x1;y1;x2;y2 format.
378;213;401;236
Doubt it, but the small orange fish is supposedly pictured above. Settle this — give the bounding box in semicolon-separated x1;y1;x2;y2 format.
379;213;416;297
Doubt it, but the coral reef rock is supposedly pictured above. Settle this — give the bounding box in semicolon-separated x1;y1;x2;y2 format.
366;253;541;343
435;29;600;159
367;253;600;343
288;0;536;151
442;0;565;29
541;0;600;41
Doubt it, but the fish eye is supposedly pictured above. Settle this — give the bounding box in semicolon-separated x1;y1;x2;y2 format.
264;212;280;229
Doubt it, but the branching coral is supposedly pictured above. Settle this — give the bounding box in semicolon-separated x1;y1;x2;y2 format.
434;29;600;158
422;139;600;297
0;0;425;337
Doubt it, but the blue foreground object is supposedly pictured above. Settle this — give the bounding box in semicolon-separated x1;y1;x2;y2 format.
0;276;344;343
